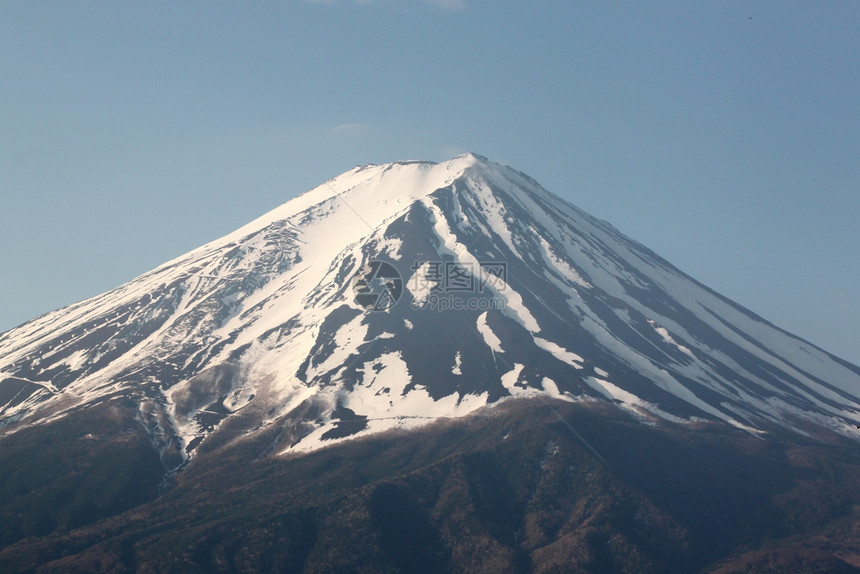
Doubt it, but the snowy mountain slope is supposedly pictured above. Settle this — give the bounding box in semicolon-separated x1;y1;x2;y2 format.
1;154;859;465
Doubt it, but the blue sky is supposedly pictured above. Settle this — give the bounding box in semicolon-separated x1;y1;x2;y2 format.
2;1;858;364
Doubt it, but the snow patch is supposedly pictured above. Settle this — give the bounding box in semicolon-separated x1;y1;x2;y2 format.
374;237;403;259
533;336;584;369
477;312;504;353
648;320;696;359
406;261;439;306
452;351;462;375
541;377;571;401
501;363;525;393
585;376;687;424
285;351;489;454
305;312;369;380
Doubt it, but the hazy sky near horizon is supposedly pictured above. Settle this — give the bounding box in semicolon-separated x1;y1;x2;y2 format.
2;2;859;364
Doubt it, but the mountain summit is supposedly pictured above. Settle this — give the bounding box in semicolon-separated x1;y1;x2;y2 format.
2;154;859;467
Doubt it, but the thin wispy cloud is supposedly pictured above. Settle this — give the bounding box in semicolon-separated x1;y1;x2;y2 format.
331;122;370;134
307;0;466;10
423;0;466;11
442;145;468;159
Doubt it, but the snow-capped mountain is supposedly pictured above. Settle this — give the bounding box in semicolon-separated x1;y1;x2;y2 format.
2;153;859;467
